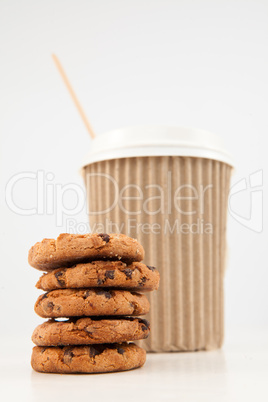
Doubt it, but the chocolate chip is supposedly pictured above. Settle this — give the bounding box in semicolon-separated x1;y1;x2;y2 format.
97;278;105;285
64;347;74;363
147;265;156;271
129;301;136;312
140;318;150;329
83;290;91;299
107;344;125;354
105;270;115;280
98;233;110;243
54;271;65;287
95;290;112;299
89;345;106;358
138;276;147;286
123;268;133;279
46;301;54;312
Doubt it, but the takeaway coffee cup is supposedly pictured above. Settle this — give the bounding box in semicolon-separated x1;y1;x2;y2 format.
81;126;233;352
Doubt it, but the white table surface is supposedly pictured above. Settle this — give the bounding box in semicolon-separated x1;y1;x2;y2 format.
1;329;267;402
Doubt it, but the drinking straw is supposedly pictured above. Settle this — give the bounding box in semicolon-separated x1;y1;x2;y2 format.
52;54;96;139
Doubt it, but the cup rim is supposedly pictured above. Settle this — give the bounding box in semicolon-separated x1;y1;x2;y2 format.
81;125;234;168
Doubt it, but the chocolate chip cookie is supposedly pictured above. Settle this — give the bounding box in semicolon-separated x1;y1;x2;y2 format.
32;317;150;346
36;261;159;291
31;342;146;373
28;233;144;271
35;289;150;318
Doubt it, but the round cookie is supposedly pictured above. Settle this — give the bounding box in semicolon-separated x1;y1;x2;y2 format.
36;261;160;291
28;233;144;271
32;317;150;346
31;342;146;373
34;289;150;318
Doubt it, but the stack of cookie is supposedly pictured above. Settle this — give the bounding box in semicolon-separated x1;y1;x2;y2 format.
28;233;160;374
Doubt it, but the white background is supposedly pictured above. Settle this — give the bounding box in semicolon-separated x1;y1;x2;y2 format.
0;1;267;401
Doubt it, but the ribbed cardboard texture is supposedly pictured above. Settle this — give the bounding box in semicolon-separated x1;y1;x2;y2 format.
83;156;232;352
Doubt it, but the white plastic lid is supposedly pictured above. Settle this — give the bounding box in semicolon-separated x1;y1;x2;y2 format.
81;125;234;168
